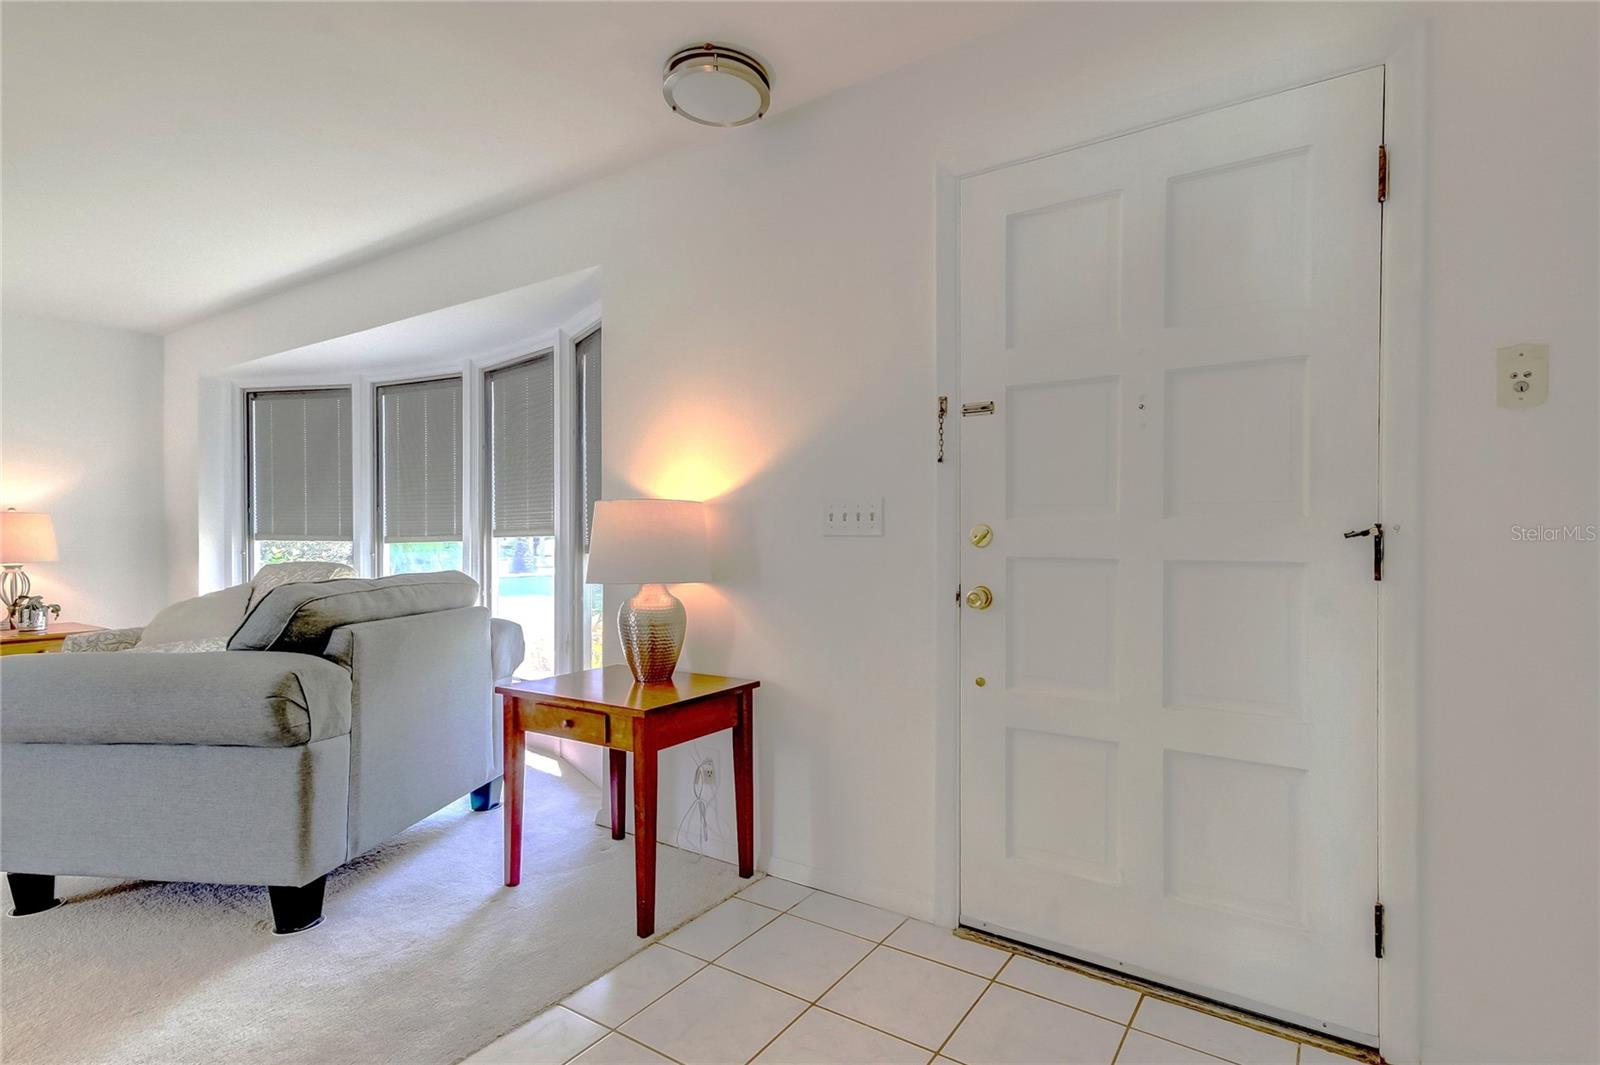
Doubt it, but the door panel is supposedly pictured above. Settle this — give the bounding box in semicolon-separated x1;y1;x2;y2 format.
958;68;1383;1038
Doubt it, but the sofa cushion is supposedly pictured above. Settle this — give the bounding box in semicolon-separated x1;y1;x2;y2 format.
0;650;352;747
138;582;252;646
228;570;480;655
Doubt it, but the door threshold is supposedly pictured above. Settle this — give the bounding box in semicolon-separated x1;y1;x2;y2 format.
955;926;1384;1064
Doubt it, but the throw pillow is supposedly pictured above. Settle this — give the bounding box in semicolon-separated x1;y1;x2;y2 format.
126;638;229;653
137;583;253;647
247;561;356;612
228;570;480;654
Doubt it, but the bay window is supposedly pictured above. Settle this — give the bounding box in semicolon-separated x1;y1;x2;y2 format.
235;314;598;681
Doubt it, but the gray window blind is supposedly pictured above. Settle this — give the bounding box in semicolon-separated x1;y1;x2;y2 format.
378;377;463;542
249;388;353;541
577;328;602;550
487;353;555;538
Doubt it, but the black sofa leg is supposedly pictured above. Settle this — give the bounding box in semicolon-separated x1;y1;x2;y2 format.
268;876;327;934
6;873;62;917
470;778;503;812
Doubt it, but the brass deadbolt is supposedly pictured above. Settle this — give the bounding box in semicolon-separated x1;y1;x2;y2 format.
969;523;993;548
965;585;994;610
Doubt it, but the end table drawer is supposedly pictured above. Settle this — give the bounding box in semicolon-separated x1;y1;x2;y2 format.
526;703;609;745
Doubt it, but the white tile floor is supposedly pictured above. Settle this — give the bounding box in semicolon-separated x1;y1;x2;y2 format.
464;878;1370;1065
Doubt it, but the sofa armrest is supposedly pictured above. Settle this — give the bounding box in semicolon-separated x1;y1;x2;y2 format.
490;617;525;681
323;606;495;856
62;626;144;653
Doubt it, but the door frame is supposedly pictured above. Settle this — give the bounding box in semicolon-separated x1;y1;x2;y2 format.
931;22;1426;1063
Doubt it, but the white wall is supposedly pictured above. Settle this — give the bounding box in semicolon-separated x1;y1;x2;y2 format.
1;311;167;627
1419;7;1599;1061
160;5;1598;1061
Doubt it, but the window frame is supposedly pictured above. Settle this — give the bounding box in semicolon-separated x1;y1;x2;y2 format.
242;383;357;576
372;372;468;577
477;306;599;677
226;303;600;679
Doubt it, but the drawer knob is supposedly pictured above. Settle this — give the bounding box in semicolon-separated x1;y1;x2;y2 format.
562;718;576;728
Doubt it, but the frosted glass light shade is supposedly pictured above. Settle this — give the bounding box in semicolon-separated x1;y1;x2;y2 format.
0;511;57;564
586;499;709;586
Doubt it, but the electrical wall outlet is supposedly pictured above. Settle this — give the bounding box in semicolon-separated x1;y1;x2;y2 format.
1498;344;1549;409
824;498;883;536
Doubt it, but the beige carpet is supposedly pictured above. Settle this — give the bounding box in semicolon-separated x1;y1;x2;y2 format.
0;757;743;1065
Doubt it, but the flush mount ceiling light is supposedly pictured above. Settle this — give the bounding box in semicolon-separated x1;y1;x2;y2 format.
663;43;771;127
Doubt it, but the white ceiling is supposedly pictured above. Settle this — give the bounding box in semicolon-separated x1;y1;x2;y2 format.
233;269;599;380
1;1;1031;335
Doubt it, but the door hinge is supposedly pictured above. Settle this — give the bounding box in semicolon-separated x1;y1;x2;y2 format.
1374;901;1386;958
937;396;949;464
955;583;962;605
1377;144;1388;203
962;400;995;417
1343;523;1385;581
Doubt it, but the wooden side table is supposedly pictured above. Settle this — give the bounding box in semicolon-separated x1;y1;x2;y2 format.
497;666;759;937
0;622;105;656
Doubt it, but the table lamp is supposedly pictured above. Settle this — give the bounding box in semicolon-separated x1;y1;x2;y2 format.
586;499;709;683
0;509;59;630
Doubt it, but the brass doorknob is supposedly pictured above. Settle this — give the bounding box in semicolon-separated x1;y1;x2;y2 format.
969;523;993;548
965;585;994;610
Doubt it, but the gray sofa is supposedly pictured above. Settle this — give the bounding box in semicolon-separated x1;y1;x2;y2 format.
0;570;523;933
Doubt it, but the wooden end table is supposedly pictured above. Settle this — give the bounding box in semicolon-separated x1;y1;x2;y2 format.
0;622;105;656
497;666;759;937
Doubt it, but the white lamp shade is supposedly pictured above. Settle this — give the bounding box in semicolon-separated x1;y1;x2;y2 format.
0;511;57;564
586;499;709;585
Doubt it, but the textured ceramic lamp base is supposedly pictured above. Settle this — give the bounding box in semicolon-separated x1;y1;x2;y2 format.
619;583;686;683
0;566;30;631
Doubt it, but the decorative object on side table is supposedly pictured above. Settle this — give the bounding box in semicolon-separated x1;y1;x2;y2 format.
586;499;710;682
0;621;105;656
9;596;61;633
0;509;58;631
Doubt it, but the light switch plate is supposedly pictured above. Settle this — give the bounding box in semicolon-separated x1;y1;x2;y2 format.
824;499;883;536
1498;344;1549;409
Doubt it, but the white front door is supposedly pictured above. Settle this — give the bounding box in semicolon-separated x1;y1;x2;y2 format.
957;68;1384;1039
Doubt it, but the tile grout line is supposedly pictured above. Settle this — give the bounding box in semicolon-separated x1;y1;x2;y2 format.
967;930;1368;1062
561;893;1327;1065
570;894;907;1065
570;880;789;1029
557;1012;610;1065
986;959;1146;1027
737;915;911;1063
1110;995;1148;1065
573;914;1126;1065
1127;1008;1293;1065
577;897;792;1061
1125;993;1264;1065
562;945;706;1031
929;968;997;1063
877;940;1009;981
